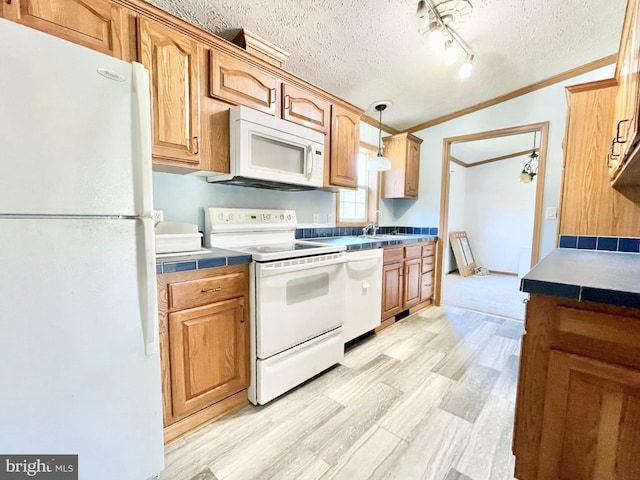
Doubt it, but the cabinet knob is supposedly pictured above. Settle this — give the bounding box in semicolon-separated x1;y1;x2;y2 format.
192;136;199;155
270;88;276;105
284;94;290;110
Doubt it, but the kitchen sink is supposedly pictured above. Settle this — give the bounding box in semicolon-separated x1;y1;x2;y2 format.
357;234;414;240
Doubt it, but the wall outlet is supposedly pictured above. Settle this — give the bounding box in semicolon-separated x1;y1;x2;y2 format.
153;210;164;224
312;213;320;225
327;213;334;225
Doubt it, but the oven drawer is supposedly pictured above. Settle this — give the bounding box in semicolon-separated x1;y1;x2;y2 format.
168;270;247;310
255;327;344;405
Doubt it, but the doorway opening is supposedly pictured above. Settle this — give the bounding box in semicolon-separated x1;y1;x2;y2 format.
435;122;549;320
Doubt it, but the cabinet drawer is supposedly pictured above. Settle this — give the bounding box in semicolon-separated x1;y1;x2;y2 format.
422;255;435;273
168;271;247;310
404;244;422;259
422;242;435;257
383;247;403;265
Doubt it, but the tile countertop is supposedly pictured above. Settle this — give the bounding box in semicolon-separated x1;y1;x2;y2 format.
520;248;640;309
310;234;437;250
155;235;438;274
155;247;252;275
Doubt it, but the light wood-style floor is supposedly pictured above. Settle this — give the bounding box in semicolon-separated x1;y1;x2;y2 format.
160;306;523;480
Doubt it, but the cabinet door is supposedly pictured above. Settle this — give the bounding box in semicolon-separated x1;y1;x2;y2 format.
282;83;330;134
169;297;248;417
405;138;420;198
329;104;360;188
138;18;200;165
538;350;640;480
210;50;279;116
403;258;421;308
4;0;126;57
382;262;403;320
420;270;434;303
615;0;640;168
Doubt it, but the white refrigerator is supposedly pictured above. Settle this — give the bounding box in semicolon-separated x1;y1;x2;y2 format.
0;19;164;480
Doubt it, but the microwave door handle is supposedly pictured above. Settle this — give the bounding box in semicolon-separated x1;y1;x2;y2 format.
306;144;313;179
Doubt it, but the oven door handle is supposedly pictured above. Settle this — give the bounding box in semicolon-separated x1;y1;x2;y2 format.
258;254;346;277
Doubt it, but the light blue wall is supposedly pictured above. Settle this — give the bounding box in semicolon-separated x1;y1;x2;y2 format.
152;120;393;232
152;172;335;232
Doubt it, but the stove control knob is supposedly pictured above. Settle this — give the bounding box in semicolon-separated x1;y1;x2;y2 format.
280;214;284;220
266;214;271;220
218;213;224;220
228;213;234;221
286;214;292;221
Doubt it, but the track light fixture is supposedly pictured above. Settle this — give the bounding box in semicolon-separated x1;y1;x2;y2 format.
416;0;476;79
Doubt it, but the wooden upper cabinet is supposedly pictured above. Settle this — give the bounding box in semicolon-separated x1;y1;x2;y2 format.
3;0;126;57
329;103;360;188
537;350;640;480
382;132;423;199
282;83;330;134
210;50;279;117
138;18;201;165
608;0;640;180
169;297;248;418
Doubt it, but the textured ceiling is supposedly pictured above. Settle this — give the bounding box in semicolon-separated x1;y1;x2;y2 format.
149;0;627;130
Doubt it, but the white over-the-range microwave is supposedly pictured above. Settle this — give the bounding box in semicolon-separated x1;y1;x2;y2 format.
206;106;325;190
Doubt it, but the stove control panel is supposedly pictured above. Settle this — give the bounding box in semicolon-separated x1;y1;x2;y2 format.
205;207;297;234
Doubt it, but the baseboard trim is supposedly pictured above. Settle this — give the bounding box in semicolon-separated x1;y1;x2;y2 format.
489;270;518;276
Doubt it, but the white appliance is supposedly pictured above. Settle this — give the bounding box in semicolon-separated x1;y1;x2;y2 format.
206;106;325;190
0;19;164;480
205;208;346;405
344;249;384;342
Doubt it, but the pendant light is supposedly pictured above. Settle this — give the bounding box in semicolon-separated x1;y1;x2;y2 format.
519;131;539;183
369;102;392;171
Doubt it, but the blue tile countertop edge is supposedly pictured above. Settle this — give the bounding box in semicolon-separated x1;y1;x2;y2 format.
155;235;438;274
310;234;438;251
156;247;252;275
520;249;640;309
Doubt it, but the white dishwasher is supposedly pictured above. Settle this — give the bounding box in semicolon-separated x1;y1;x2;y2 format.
344;248;383;342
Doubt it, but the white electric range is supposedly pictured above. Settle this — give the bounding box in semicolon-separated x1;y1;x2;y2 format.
204;207;347;405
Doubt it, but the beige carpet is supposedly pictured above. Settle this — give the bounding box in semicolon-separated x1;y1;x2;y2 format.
442;272;527;321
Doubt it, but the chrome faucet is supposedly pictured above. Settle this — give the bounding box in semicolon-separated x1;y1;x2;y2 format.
363;222;375;236
363;210;383;236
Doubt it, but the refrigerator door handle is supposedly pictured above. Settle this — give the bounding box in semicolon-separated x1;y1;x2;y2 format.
131;62;154;218
139;216;158;355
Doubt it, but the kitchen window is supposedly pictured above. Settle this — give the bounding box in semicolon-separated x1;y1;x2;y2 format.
337;146;379;226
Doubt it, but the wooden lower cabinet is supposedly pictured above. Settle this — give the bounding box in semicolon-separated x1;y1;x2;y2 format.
382;262;403;319
381;240;436;325
158;264;249;443
514;293;640;479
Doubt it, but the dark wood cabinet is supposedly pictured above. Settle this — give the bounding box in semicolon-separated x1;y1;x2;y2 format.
381;241;436;327
138;18;201;167
157;264;249;443
382;133;423;199
514;293;640;479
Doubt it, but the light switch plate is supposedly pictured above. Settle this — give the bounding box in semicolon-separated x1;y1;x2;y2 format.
545;206;557;220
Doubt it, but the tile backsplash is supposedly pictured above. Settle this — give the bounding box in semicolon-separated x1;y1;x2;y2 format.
295;226;439;239
559;235;640;253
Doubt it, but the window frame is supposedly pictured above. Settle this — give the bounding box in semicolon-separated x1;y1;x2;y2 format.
336;143;380;227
